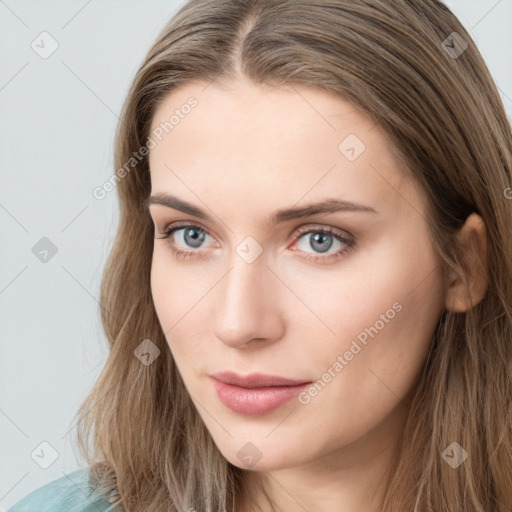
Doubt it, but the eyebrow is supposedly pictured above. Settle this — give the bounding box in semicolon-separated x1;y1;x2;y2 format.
143;193;378;228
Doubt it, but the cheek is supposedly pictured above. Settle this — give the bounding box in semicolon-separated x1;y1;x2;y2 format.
150;252;174;326
289;229;444;429
150;250;213;371
299;273;443;449
150;248;203;328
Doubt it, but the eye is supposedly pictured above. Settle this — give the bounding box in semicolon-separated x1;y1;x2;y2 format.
155;222;214;260
290;225;355;263
154;222;355;263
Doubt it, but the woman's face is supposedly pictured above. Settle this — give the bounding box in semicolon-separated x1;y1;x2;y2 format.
148;78;445;473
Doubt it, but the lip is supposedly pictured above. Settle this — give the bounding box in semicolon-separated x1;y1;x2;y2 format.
211;371;311;388
210;371;312;416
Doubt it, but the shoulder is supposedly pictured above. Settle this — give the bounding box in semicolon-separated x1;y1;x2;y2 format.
6;467;114;512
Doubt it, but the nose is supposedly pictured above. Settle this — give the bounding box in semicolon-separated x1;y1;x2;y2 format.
213;255;285;349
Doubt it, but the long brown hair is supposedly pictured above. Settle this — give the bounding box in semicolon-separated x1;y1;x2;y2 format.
75;1;512;510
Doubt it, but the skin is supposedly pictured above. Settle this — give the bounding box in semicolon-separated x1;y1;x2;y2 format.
147;77;488;512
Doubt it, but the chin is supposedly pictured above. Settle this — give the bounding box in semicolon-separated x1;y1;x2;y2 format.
214;435;309;472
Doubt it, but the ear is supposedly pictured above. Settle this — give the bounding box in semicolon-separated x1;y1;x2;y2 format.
445;213;488;312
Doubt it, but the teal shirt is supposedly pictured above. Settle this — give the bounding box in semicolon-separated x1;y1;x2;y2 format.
6;468;114;512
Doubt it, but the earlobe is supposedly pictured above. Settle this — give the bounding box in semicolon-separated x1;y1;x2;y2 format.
445;213;488;313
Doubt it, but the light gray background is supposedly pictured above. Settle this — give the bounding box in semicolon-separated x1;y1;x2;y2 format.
1;0;511;509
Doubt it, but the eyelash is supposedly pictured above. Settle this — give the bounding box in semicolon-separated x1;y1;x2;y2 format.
154;221;355;264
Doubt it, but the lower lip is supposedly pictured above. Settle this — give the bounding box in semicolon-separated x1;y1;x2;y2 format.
211;378;311;416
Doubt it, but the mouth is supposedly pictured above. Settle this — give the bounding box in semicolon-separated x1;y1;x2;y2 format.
210;371;312;416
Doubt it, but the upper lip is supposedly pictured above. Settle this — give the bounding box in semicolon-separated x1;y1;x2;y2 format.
210;371;311;388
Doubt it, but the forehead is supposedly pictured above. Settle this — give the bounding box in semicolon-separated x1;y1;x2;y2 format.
148;79;421;221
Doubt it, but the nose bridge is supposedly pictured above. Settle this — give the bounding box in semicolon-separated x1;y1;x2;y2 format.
213;251;279;347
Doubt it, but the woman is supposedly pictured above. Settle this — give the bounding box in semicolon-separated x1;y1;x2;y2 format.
9;0;512;511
